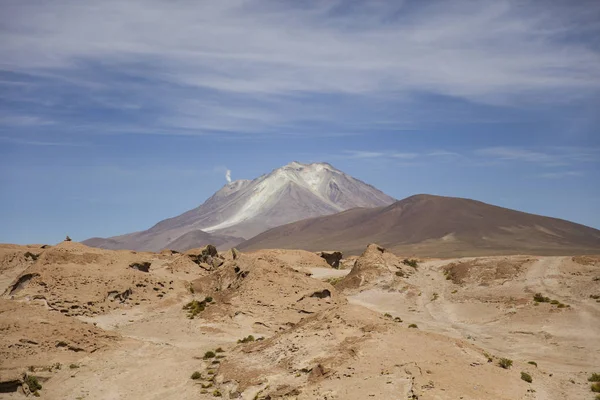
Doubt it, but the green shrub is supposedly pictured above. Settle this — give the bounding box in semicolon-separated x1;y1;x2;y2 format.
69;364;79;369
237;335;255;344
550;299;559;305
527;361;537;367
326;277;343;286
213;390;222;397
533;293;550;303
592;382;600;393
183;300;206;319
498;358;513;369
201;383;213;388
205;296;213;303
191;371;201;380
395;270;405;277
204;351;216;359
24;252;39;261
25;375;42;392
408;324;418;329
215;347;224;353
484;353;493;363
384;313;392;318
402;259;419;268
394;317;402;323
521;372;532;383
431;293;439;301
589;373;600;382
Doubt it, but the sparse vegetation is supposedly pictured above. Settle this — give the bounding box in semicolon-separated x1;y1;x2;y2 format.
201;383;213;388
533;293;550;303
191;371;202;380
498;358;513;369
395;270;405;277
589;373;600;382
69;363;79;369
326;276;343;286
527;361;537;367
521;372;533;383
183;299;212;319
408;324;418;329
384;313;392;318
590;295;600;300
394;317;402;323
533;293;568;308
431;292;439;301
402;259;419;269
204;351;216;359
238;335;255;344
205;296;213;303
484;352;493;363
24;252;39;261
213;390;222;397
215;347;224;353
592;382;600;393
25;375;42;392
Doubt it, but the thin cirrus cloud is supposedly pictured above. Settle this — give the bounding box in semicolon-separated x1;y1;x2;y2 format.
474;147;600;166
537;171;584;179
0;1;599;137
342;146;599;170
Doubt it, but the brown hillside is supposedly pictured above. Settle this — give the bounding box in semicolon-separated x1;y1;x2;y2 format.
238;194;600;256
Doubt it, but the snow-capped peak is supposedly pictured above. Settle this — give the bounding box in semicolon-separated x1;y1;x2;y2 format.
198;161;394;236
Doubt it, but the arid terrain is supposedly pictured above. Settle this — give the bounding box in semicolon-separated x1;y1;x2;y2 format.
1;241;599;399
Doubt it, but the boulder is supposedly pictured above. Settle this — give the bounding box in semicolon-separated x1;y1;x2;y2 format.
316;251;343;269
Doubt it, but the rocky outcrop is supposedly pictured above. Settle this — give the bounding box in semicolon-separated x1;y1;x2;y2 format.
336;244;407;292
129;262;151;272
316;251;342;268
186;245;226;271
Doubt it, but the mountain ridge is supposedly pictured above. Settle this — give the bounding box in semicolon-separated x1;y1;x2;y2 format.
238;193;600;257
83;161;395;252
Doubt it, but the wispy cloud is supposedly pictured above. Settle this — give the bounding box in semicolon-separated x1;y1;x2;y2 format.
537;171;584;179
341;149;461;161
0;136;87;147
0;1;599;137
0;115;54;127
474;146;600;167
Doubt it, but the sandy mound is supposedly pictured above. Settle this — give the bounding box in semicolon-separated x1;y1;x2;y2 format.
336;244;411;292
0;244;52;294
197;303;536;400
190;252;344;333
0;299;118;373
442;256;536;285
3;242;191;317
247;249;332;270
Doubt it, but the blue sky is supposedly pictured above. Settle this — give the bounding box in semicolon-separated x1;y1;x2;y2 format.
1;0;599;244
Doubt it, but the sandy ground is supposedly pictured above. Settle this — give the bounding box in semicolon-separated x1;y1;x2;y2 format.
1;244;599;399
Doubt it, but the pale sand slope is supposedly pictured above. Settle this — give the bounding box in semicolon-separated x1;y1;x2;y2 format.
344;255;600;399
1;243;599;399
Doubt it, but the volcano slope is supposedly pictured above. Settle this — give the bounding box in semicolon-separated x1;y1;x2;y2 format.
238;194;600;257
0;242;598;399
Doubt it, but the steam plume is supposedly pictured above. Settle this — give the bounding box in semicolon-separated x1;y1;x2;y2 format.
225;169;232;184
